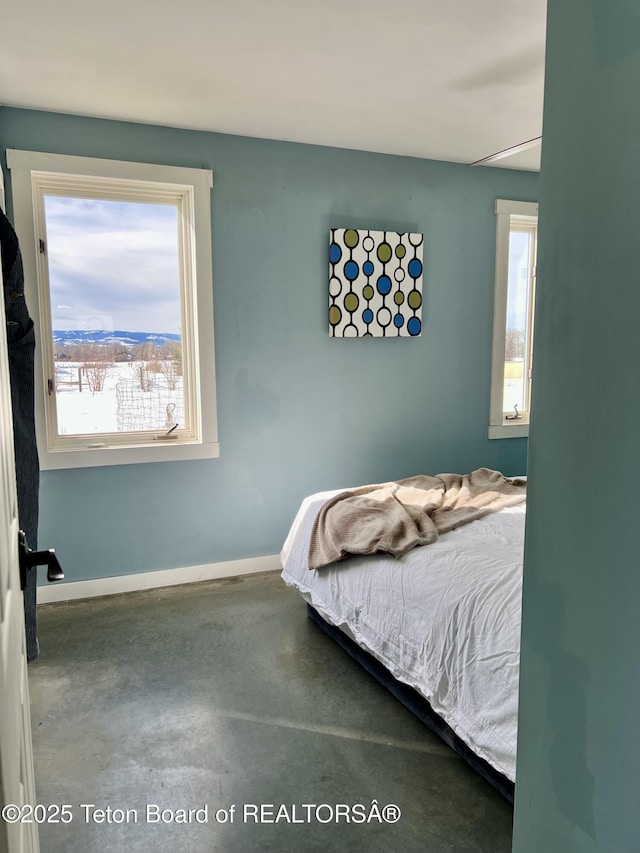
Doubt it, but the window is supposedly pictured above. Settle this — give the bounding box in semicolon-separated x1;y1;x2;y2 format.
489;199;538;439
8;150;218;468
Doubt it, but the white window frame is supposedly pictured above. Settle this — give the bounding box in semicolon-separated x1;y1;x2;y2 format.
489;199;538;439
7;150;219;469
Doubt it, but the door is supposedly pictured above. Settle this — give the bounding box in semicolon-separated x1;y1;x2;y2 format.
0;201;39;852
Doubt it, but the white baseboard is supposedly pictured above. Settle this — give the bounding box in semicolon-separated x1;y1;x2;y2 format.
37;554;281;604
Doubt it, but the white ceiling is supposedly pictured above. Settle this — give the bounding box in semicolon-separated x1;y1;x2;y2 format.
0;0;546;171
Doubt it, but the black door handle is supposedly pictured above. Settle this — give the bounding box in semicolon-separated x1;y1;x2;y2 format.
18;529;64;589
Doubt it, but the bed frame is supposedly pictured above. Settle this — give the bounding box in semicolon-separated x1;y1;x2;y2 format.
307;604;514;803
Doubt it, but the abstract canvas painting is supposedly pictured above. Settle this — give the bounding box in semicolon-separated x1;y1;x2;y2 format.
329;229;423;337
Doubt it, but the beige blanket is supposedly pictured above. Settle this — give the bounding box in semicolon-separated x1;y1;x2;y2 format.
308;468;526;570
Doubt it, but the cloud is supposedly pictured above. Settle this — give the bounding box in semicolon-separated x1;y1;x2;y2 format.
44;196;182;333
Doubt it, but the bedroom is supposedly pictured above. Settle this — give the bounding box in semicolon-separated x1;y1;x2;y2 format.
0;1;638;852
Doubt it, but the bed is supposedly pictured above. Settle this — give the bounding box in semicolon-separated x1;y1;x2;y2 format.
280;481;526;801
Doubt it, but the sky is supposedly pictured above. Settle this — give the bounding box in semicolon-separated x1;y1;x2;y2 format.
44;196;182;334
506;230;531;333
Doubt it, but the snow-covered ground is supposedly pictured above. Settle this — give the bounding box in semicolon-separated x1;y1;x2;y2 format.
54;360;525;436
54;361;184;435
503;378;526;415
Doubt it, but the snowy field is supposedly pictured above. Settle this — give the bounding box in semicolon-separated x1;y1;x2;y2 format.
503;378;526;415
54;359;524;436
54;361;184;435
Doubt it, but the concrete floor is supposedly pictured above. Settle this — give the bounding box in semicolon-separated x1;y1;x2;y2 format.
28;571;513;853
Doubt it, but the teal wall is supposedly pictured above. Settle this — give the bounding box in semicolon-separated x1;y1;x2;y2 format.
513;1;640;851
0;107;537;582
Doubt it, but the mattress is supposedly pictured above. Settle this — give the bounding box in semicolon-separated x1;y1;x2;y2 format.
280;488;526;781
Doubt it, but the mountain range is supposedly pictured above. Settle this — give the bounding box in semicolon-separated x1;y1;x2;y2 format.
52;330;181;347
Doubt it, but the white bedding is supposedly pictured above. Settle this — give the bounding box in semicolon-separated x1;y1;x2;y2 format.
280;488;525;781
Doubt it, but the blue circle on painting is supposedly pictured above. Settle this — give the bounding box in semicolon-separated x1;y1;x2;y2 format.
344;260;359;281
329;243;342;264
408;317;421;336
377;274;392;295
394;313;404;329
408;258;423;279
362;308;374;324
363;260;374;276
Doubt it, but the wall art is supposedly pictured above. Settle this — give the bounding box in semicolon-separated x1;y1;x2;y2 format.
329;229;423;337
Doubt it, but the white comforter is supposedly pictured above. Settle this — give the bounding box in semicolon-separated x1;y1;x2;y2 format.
280;488;525;781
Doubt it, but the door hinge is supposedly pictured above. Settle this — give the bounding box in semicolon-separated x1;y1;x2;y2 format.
47;378;54;395
39;238;46;255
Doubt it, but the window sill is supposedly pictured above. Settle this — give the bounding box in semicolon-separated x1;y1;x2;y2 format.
488;422;529;439
38;440;220;470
